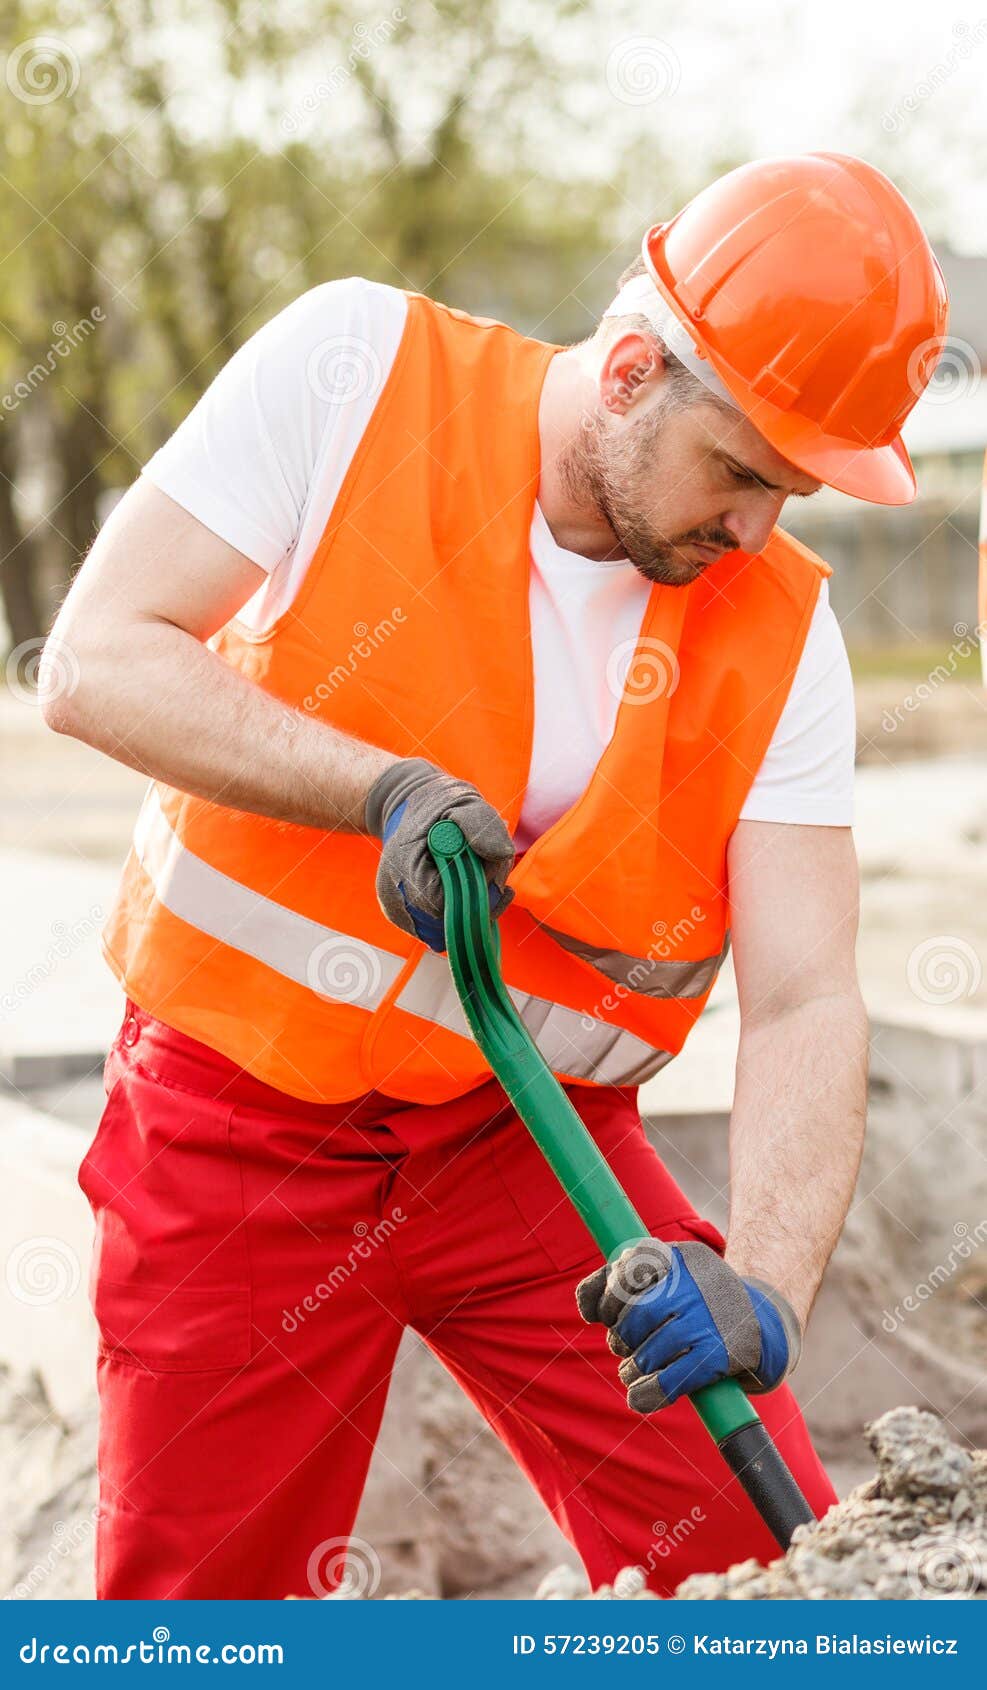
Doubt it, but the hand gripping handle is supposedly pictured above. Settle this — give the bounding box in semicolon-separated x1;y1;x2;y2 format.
427;819;816;1551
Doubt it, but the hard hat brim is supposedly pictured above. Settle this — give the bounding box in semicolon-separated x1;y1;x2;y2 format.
644;257;920;507
742;401;919;508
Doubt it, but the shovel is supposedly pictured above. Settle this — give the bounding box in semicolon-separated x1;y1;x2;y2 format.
427;818;817;1551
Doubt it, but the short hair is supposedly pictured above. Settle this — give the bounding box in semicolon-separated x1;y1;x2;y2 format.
596;249;732;413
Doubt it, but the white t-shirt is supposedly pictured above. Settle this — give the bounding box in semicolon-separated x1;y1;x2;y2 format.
143;278;856;844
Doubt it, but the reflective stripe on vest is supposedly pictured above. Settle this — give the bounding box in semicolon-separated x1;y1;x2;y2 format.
134;788;404;1010
134;790;673;1087
542;925;732;1000
395;950;672;1086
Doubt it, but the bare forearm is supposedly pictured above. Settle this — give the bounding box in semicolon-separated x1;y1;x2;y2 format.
725;990;868;1327
44;616;398;833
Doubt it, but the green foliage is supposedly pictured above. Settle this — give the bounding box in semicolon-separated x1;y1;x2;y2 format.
0;0;691;645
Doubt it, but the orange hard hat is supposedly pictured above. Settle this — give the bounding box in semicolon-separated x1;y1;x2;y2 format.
642;152;949;505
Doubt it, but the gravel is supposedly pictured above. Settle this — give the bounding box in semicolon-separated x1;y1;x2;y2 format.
530;1408;987;1601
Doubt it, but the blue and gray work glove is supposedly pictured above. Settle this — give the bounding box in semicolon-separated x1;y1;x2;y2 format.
576;1238;802;1413
365;757;516;952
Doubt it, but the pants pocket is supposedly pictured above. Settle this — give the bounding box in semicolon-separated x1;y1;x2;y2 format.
80;1055;252;1372
488;1089;700;1274
92;1278;251;1372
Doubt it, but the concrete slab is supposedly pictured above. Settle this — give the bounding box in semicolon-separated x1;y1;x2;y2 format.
854;755;987;878
0;694;146;862
0;849;124;1089
0;1094;97;1417
638;965;739;1121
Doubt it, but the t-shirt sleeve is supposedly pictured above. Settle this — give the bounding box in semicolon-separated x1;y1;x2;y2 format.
738;577;855;827
140;277;405;573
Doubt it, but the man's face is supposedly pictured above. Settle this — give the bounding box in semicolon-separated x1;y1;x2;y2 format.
560;334;822;586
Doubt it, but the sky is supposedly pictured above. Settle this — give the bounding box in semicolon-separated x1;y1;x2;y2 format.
556;1;987;250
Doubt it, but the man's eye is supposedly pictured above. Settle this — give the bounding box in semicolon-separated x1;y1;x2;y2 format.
729;466;754;486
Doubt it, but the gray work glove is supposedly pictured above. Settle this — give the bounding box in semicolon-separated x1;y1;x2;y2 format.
364;757;516;951
576;1237;802;1413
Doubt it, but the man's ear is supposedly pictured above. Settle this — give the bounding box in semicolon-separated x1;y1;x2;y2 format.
600;331;664;415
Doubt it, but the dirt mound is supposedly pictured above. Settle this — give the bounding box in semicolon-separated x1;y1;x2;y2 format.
0;1364;97;1599
530;1408;987;1601
676;1407;986;1600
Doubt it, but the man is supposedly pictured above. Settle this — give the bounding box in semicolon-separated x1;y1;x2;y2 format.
45;152;947;1599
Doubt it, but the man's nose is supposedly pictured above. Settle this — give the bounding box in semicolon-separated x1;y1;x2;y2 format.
721;491;787;556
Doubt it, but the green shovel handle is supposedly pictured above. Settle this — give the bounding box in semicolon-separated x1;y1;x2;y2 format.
427;819;816;1551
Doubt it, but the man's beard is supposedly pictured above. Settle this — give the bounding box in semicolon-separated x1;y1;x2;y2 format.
558;402;733;586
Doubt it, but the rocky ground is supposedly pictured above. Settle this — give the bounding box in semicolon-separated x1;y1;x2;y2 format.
7;1379;985;1601
2;681;986;1600
521;1408;987;1600
0;1366;96;1600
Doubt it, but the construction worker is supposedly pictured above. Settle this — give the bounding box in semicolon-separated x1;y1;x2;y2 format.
44;153;947;1599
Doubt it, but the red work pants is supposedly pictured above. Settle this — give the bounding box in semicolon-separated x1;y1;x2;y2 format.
80;1001;836;1599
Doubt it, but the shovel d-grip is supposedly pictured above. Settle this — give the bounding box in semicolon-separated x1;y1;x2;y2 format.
427;818;816;1552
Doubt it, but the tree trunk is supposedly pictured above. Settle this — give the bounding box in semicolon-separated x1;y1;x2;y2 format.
0;426;45;652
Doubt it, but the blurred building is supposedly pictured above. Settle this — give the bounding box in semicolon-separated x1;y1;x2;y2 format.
783;247;987;652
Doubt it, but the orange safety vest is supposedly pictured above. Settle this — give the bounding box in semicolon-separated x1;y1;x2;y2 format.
102;291;832;1104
